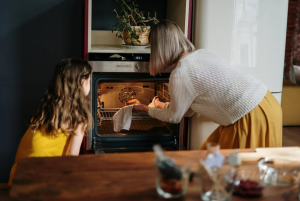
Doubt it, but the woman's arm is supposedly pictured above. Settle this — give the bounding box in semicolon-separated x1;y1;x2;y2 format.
66;123;85;156
158;100;194;117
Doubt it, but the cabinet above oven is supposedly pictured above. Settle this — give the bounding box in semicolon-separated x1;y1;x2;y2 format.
84;0;192;55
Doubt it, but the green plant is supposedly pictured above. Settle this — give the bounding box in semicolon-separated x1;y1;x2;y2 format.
110;0;159;45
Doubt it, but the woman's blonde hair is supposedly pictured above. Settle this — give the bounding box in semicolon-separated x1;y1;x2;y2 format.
30;58;93;135
149;20;195;76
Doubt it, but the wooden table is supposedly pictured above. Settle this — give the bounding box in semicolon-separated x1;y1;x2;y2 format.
9;149;300;201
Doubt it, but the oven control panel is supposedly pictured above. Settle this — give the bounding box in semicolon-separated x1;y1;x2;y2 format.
89;61;149;73
88;53;173;73
88;52;151;73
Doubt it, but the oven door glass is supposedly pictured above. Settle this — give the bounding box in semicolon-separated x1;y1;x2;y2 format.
96;82;172;136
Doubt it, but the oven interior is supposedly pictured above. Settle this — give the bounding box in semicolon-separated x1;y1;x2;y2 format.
92;73;179;153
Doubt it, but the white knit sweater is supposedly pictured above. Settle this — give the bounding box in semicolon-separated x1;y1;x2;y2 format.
148;49;268;126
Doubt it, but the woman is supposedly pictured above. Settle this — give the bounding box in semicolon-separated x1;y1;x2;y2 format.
133;20;282;149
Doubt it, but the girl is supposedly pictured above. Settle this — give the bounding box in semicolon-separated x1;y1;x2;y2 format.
8;58;93;186
133;20;282;149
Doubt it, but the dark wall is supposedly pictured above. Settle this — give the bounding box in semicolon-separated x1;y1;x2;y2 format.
0;0;84;182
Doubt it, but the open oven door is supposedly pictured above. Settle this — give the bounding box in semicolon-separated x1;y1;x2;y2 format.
91;71;180;154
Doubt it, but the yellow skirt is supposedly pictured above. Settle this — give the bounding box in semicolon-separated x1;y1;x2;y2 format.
200;91;282;149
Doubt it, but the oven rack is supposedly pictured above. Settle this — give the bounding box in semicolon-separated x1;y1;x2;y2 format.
97;108;154;121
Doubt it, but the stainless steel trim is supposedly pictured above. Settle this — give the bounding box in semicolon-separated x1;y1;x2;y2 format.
89;61;175;73
89;61;150;73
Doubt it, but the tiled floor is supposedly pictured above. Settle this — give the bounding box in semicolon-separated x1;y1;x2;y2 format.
282;126;300;146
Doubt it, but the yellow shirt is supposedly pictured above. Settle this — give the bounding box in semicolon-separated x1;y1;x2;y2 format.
8;126;71;185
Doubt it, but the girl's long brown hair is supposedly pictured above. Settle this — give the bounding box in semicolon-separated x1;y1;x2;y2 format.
30;58;93;135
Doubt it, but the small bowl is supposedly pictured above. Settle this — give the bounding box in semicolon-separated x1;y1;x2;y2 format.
258;158;300;186
231;167;267;197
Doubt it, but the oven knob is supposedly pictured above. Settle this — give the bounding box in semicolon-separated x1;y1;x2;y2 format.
135;63;140;70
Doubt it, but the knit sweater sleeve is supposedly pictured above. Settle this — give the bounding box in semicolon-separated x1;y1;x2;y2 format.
164;102;195;117
148;71;196;123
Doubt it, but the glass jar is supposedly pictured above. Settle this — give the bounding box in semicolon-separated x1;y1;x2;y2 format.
198;165;235;201
198;142;234;201
153;154;193;199
258;158;300;187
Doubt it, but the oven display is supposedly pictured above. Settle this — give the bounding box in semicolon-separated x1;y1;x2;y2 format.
133;55;144;61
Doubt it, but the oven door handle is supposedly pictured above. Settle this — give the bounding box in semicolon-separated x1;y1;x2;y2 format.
93;140;177;154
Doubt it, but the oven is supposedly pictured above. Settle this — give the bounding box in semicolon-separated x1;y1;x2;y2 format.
87;52;181;153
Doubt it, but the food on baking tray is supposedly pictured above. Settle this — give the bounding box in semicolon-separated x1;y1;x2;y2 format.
125;99;141;105
234;180;263;196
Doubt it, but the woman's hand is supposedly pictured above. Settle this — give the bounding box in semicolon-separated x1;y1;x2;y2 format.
132;104;150;113
154;98;165;109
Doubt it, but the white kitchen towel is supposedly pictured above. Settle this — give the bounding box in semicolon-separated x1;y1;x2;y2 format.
148;96;170;109
148;96;159;108
113;105;133;132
